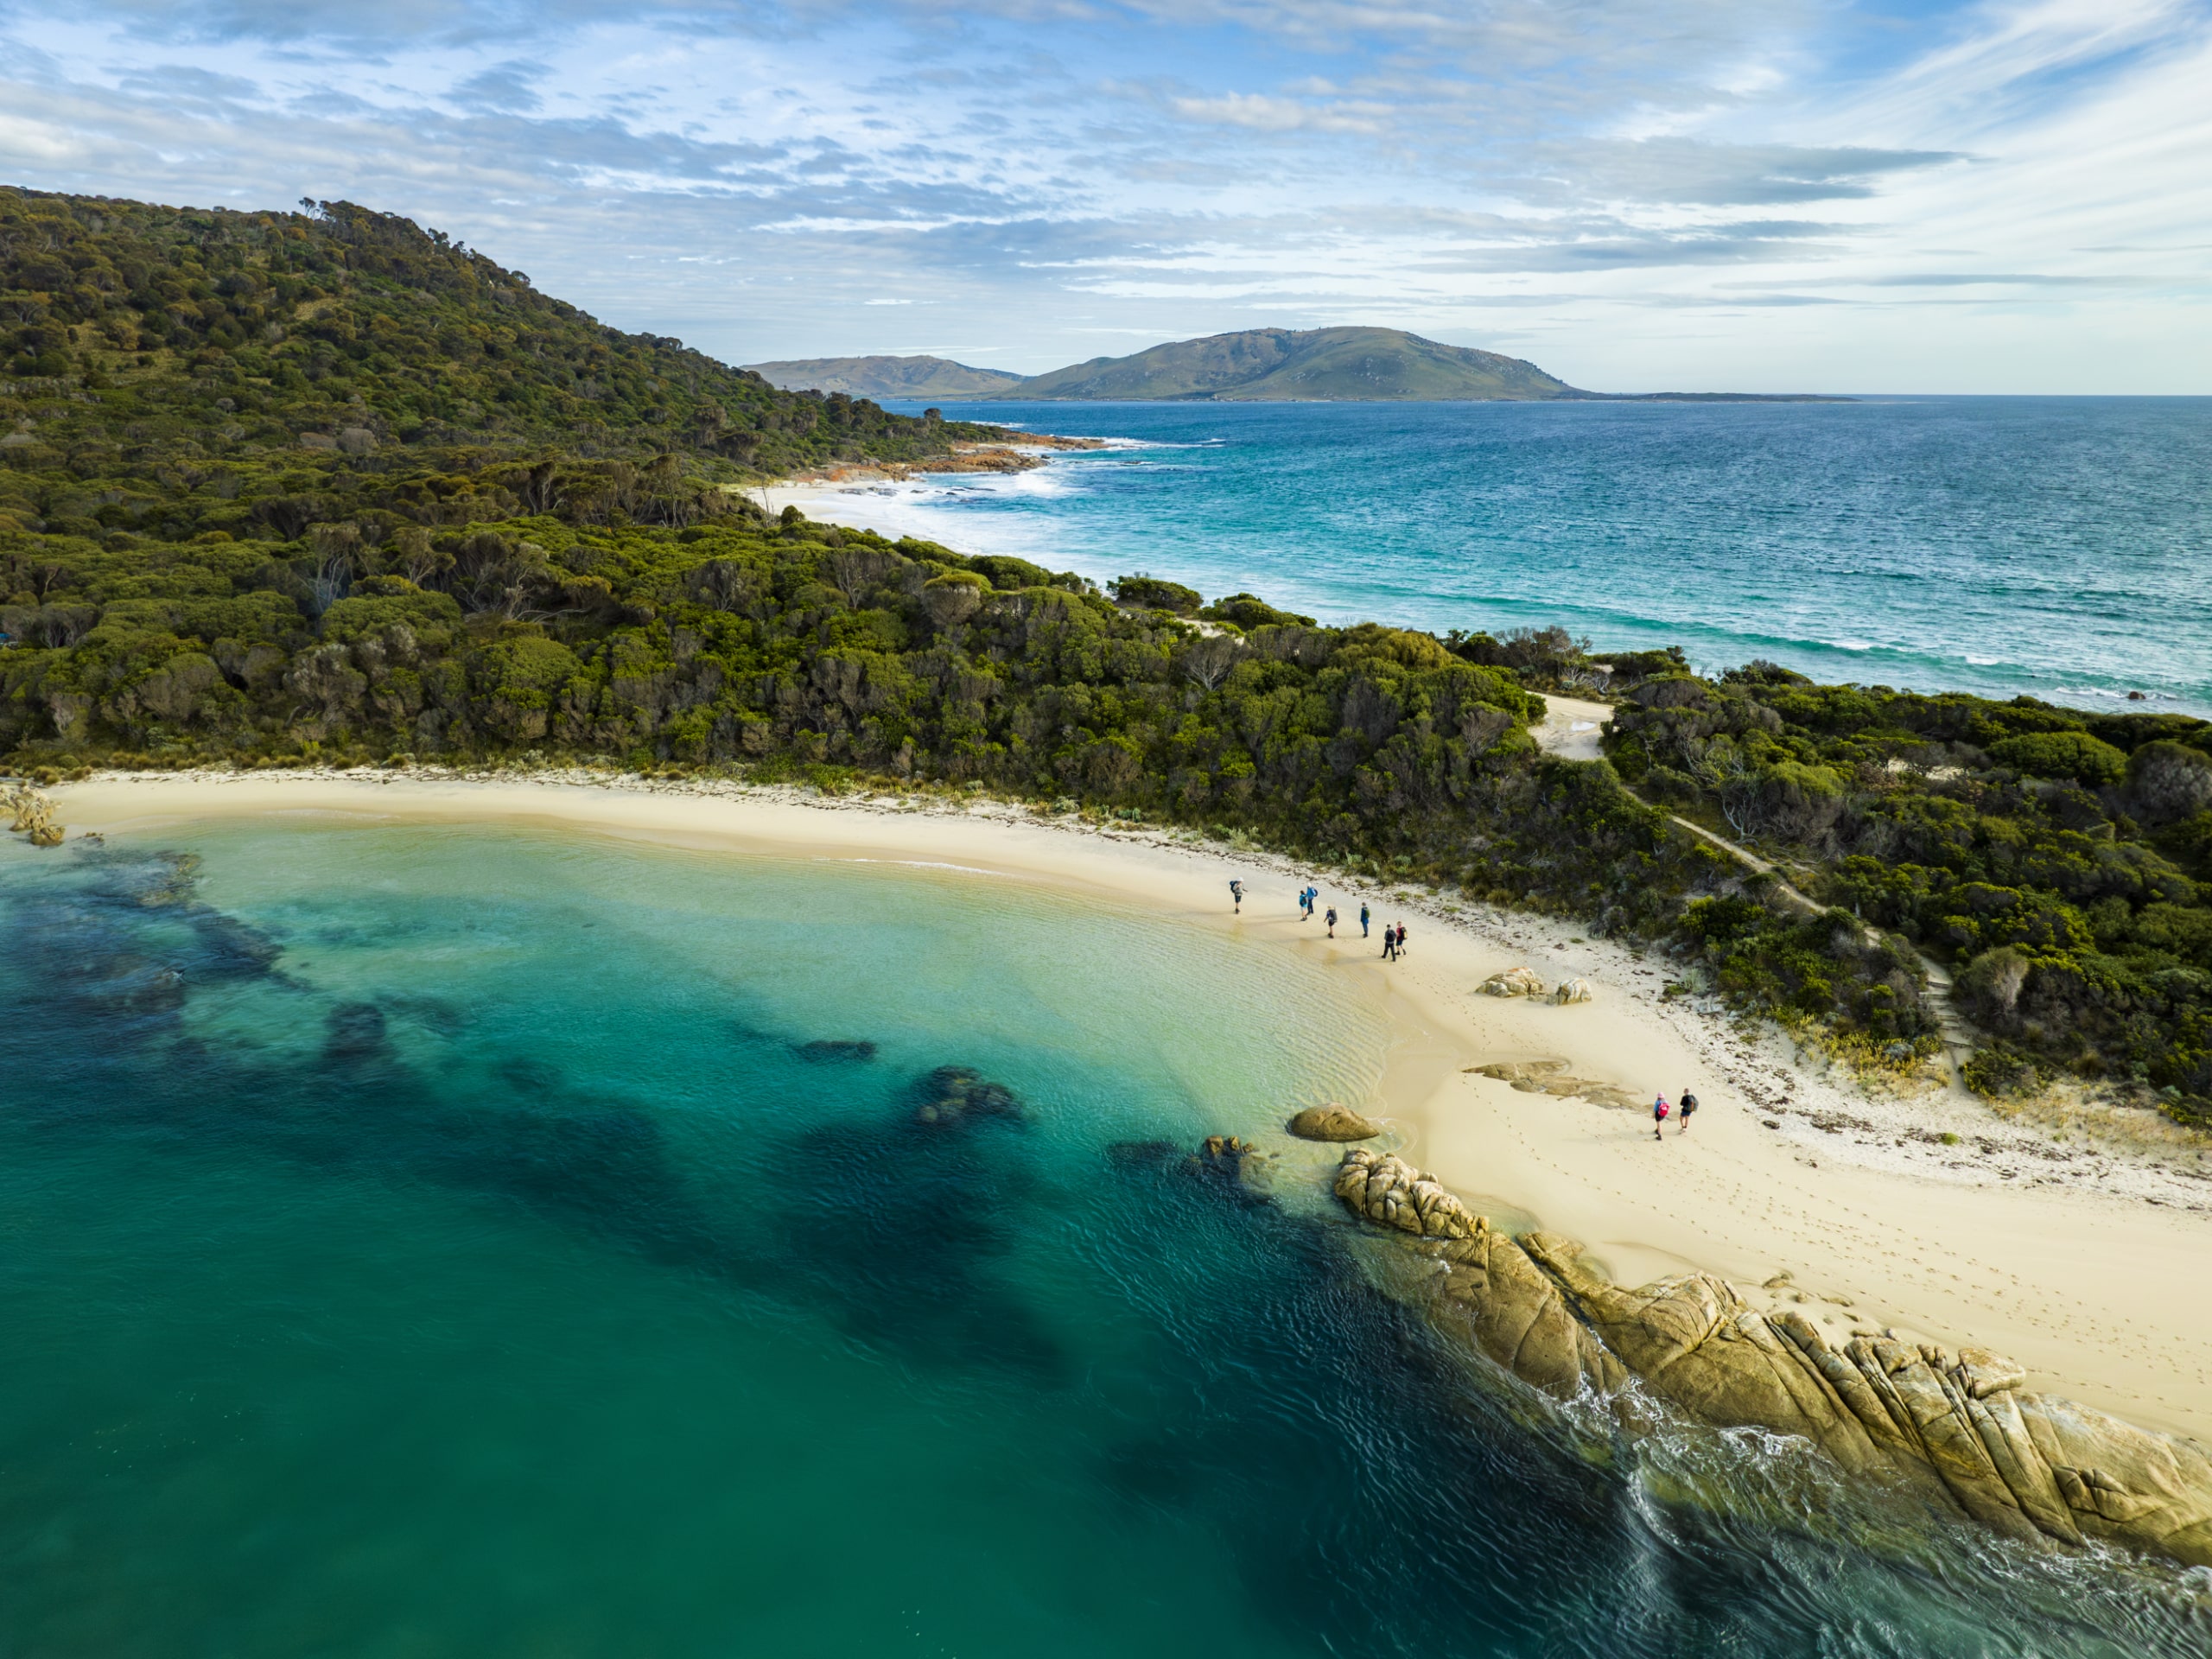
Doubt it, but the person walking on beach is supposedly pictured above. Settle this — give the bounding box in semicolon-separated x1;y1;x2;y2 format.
1653;1096;1670;1141
1382;925;1398;962
1325;906;1338;938
1679;1090;1698;1134
1360;903;1370;938
1230;879;1244;914
1395;919;1408;956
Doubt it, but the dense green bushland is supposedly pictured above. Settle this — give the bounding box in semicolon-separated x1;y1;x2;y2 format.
1605;661;2212;1120
0;499;1955;1103
0;186;1001;546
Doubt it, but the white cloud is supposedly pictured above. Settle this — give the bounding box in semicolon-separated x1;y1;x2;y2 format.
0;0;2203;388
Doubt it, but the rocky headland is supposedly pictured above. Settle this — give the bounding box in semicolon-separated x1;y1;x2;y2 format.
1331;1146;2212;1568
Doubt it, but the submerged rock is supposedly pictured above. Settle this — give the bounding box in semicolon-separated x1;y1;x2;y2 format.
912;1065;1023;1128
1287;1103;1383;1141
322;1001;391;1064
1185;1134;1274;1197
1105;1138;1179;1170
1332;1147;2212;1569
795;1039;878;1063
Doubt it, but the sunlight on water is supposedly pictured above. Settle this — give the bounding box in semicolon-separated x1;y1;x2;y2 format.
1;823;2207;1657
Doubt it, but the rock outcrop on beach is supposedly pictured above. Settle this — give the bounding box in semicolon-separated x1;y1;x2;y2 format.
1287;1103;1383;1141
1332;1147;2212;1569
1479;967;1549;997
1477;969;1592;1005
4;785;63;847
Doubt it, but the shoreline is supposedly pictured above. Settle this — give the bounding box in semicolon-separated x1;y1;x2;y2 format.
35;767;2212;1448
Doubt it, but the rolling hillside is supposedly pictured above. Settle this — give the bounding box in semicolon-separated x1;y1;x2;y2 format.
747;354;1027;398
0;185;1005;547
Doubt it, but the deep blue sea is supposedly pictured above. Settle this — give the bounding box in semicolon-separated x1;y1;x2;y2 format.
4;821;2209;1656
842;398;2212;715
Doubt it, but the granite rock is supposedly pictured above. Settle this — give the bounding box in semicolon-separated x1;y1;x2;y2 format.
1332;1147;2212;1569
1287;1103;1384;1141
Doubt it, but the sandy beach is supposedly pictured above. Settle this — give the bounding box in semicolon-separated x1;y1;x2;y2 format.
43;768;2212;1446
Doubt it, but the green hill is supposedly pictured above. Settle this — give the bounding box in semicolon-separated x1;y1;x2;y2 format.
747;354;1027;398
1000;327;1577;401
0;186;1006;545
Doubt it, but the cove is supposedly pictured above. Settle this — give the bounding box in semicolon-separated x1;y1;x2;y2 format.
0;819;2205;1657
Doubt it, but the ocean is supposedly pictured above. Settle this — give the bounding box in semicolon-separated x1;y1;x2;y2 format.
4;821;2208;1656
826;398;2212;715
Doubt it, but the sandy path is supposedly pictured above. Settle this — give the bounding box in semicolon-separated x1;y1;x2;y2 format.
42;770;2212;1443
1533;693;1613;761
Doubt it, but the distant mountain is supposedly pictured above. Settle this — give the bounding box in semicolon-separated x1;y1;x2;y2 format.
748;330;1843;404
997;327;1577;402
746;354;1027;398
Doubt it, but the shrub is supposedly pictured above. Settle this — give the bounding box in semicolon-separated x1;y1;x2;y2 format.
2126;741;2212;826
1955;945;2032;1024
1986;729;2127;788
1643;764;1701;806
1962;1042;2044;1098
1681;894;1768;944
1110;574;1201;614
1201;592;1315;630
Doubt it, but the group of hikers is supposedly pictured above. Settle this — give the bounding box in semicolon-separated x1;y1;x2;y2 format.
1652;1090;1699;1138
1236;880;1408;961
1231;876;1702;1141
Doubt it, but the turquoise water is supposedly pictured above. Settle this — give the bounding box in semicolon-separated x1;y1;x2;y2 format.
857;399;2212;715
3;823;2209;1656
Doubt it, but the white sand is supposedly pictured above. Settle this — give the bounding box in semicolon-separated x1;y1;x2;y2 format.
1531;692;1613;761
45;769;2212;1443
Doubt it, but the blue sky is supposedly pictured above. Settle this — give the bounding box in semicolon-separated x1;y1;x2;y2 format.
2;0;2207;391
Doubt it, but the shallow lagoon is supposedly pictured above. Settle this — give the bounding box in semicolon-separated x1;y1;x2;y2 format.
1;822;2205;1656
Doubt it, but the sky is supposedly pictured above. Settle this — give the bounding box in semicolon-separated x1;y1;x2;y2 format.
2;0;2208;392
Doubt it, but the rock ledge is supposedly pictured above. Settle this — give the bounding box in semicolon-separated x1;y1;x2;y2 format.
1332;1147;2212;1569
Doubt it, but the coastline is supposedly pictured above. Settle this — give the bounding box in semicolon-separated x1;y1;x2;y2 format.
42;767;2212;1450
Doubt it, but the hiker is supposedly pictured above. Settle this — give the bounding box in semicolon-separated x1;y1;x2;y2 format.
1679;1090;1698;1133
1653;1096;1670;1141
1382;925;1398;962
1395;919;1408;956
1325;906;1338;938
1359;903;1370;938
1230;879;1243;914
